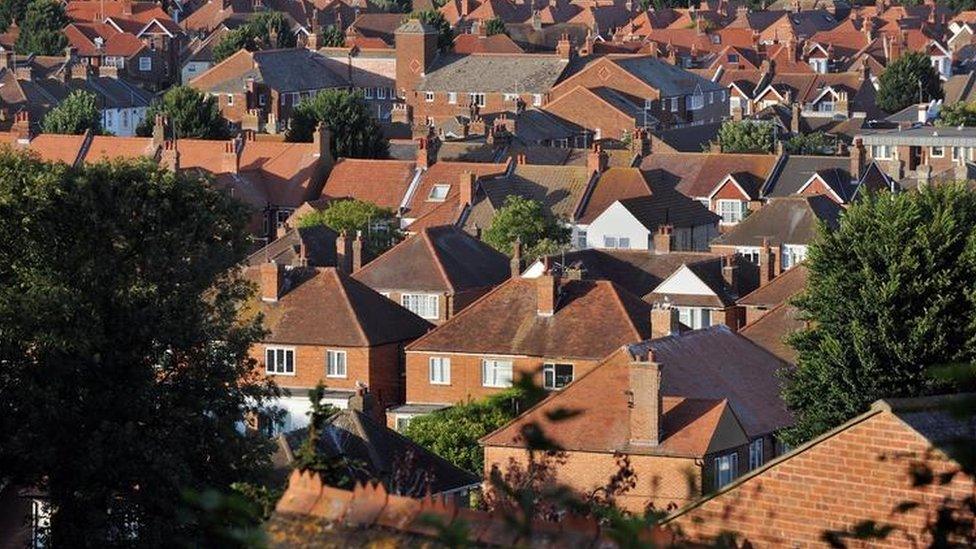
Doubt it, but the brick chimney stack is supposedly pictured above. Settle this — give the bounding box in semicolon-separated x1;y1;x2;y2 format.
629;350;663;447
653;224;673;254
336;230;353;274
536;267;557;316
722;254;738;296
351;230;364;272
510;237;522;278
650;302;679;339
161;140;180;173
222;138;240;174
587;144;608;175
459;171;476;206
556;33;572;59
13;110;31;145
314;123;334;168
759;237;775;286
417;137;430;169
260;261;285;302
152;114;166;150
851;136;865;182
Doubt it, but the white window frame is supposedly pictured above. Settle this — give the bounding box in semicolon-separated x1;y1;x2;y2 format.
448;91;457;104
326;349;347;378
687;94;704;111
670;97;679;112
603;235;630;249
873;145;891;160
931;145;944;158
748;438;764;470
532;93;542;106
226;94;234;106
781;244;806;270
363;87;374;99
377;87;387;99
401;293;439;319
717;199;745;224
715;452;739;488
428;184;450;202
543;362;574;390
736;246;761;264
265;346;295;375
471;93;486;107
139;56;151;71
482;358;513;388
425;91;435;102
677;307;712;329
503;93;519;102
575;230;587;249
429;356;451;385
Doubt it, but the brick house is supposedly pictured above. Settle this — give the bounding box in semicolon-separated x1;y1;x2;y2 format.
391;269;655;426
760;154;857;204
352;225;510;323
481;323;793;513
667;394;976;548
246;263;432;433
858;125;976;183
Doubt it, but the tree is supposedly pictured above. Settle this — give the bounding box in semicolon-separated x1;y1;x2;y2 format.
136;85;229;140
714;120;774;153
211;12;296;62
483;195;571;258
876;51;942;114
286;89;389;159
783;184;976;445
0;0;29;31
410;10;453;50
483;17;507;37
783;131;834;155
212;26;254;63
15;0;68;55
41;90;101;135
319;24;345;47
0;151;279;544
297;198;401;256
936;101;976;127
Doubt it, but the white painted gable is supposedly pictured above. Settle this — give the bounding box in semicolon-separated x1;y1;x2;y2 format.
651;264;716;296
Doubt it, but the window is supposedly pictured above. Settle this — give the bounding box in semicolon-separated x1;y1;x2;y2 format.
736;246;760;264
121;110;128;128
533;94;542;106
139;56;151;71
428;184;450;202
429;357;451;385
575;230;587;249
259;94;266;106
292;92;300;104
931;145;944;158
326;350;347;378
395;416;412;432
727;53;739;63
687;94;704;110
749;439;764;470
482;359;513;388
543;363;573;389
872;145;891;159
265;347;295;375
677;307;712;329
503;93;519;102
715;452;739;488
781;244;806;269
717;199;745;224
227;94;234;106
401;293;439;319
448;91;457;104
471;93;486;107
670;97;679;112
377;87;387;99
602;236;630;249
363;87;374;99
425;92;434;102
719;90;726;102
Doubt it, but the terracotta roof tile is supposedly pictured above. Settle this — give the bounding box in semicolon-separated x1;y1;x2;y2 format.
641;152;780;200
577;167;653;223
739;301;803;364
452;33;525;54
737;262;807;307
403;161;507;221
321;158;416;211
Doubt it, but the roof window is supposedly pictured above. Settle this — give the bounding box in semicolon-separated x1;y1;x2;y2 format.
428;184;450;202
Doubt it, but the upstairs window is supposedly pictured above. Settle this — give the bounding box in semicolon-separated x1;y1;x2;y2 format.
425;91;434;102
687;93;704;111
139;56;151;71
471;93;486;107
482;359;513;388
429;357;451;385
326;350;347;378
503;93;519;102
448;92;457;104
377;87;387;99
717;199;746;224
363;87;374;99
266;347;295;375
533;94;542;106
543;363;574;389
749;438;764;470
402;293;439;319
715;452;739;488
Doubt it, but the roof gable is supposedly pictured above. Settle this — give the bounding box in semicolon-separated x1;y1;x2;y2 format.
652;263;718;296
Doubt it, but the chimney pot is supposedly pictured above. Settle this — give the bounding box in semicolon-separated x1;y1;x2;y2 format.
759;237;775;286
336;230;353;274
653;224;673;254
351;230;364;272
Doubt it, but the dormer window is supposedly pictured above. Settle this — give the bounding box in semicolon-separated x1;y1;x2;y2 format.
428;184;449;201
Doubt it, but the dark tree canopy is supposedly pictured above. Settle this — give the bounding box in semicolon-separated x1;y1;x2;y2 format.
319;24;345;47
784;132;835;155
936;101;976;127
483;195;571;259
212;11;297;62
410;10;453;50
286;89;389;159
0;0;29;31
297;199;402;256
41;90;102;135
0;151;278;544
876;51;943;113
136;85;229;140
483;17;507;37
783;184;976;445
15;0;68;55
715;120;774;153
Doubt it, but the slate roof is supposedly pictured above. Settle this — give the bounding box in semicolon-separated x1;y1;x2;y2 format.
652;122;724;153
278;410;478;496
189;48;347;94
617;190;721;230
943;72;976;105
761;155;854;202
247;267;433;347
613;56;724;96
417;53;569;93
641;152;780;200
245;225;339;268
712;196;843;247
352;225;510;293
406;277;653;359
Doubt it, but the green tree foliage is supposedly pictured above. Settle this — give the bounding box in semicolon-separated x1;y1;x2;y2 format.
483;17;507;37
936;101;976;127
715;120;774;153
291;383;365;489
0;151;279;544
212;11;296;62
297;198;401;256
373;0;412;12
136;85;229;140
876;51;943;114
410;10;453;50
0;0;29;31
319;24;345;47
483;195;571;257
783;184;976;445
15;0;68;55
41;90;101;135
784;131;834;155
286;89;389;158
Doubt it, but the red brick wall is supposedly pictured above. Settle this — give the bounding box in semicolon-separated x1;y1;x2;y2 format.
407;91;543;127
709;178;750;207
669;410;975;548
404;352;601;404
797;176;842;203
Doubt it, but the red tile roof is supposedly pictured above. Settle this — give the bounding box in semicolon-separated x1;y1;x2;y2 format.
452;32;525;54
640;152;780;200
737;263;807;307
321;158;417;211
739;301;803;364
576;167;652;224
402;161;508;223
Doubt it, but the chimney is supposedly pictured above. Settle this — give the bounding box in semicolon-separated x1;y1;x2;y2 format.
314;123;334;166
510;237;522;278
417;137;430;169
628;351;663;446
653;224;672;254
863;17;874;40
348;382;378;418
121;0;133;16
161;140;180;172
260;261;285;302
851;137;865;181
222;138;240;174
536;270;557;316
351;230;364;272
721;254;738;296
790;103;801;133
650;302;679;339
759;237;775;286
587;144;608;175
917;103;928;124
556;34;572;59
459;171;476;206
0;50;13;69
888;33;902;62
13;110;31;144
336;230;353;274
152;114;166;150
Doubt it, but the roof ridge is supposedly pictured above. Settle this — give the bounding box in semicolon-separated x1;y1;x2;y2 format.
603;279;651;343
421;226;457;292
405;275;519;352
330;268;371;346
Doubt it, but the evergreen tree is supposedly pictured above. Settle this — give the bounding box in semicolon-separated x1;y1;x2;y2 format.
136;85;229;140
15;0;68;55
0;151;278;544
936;100;976;127
876;51;942;114
784;132;834;155
41;90;102;135
286;89;389;158
0;0;29;31
297;199;401;256
211;12;296;63
483;195;571;257
783;185;976;445
714;120;774;153
319;25;345;47
483;17;507;37
410;10;453;50
212;26;255;63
